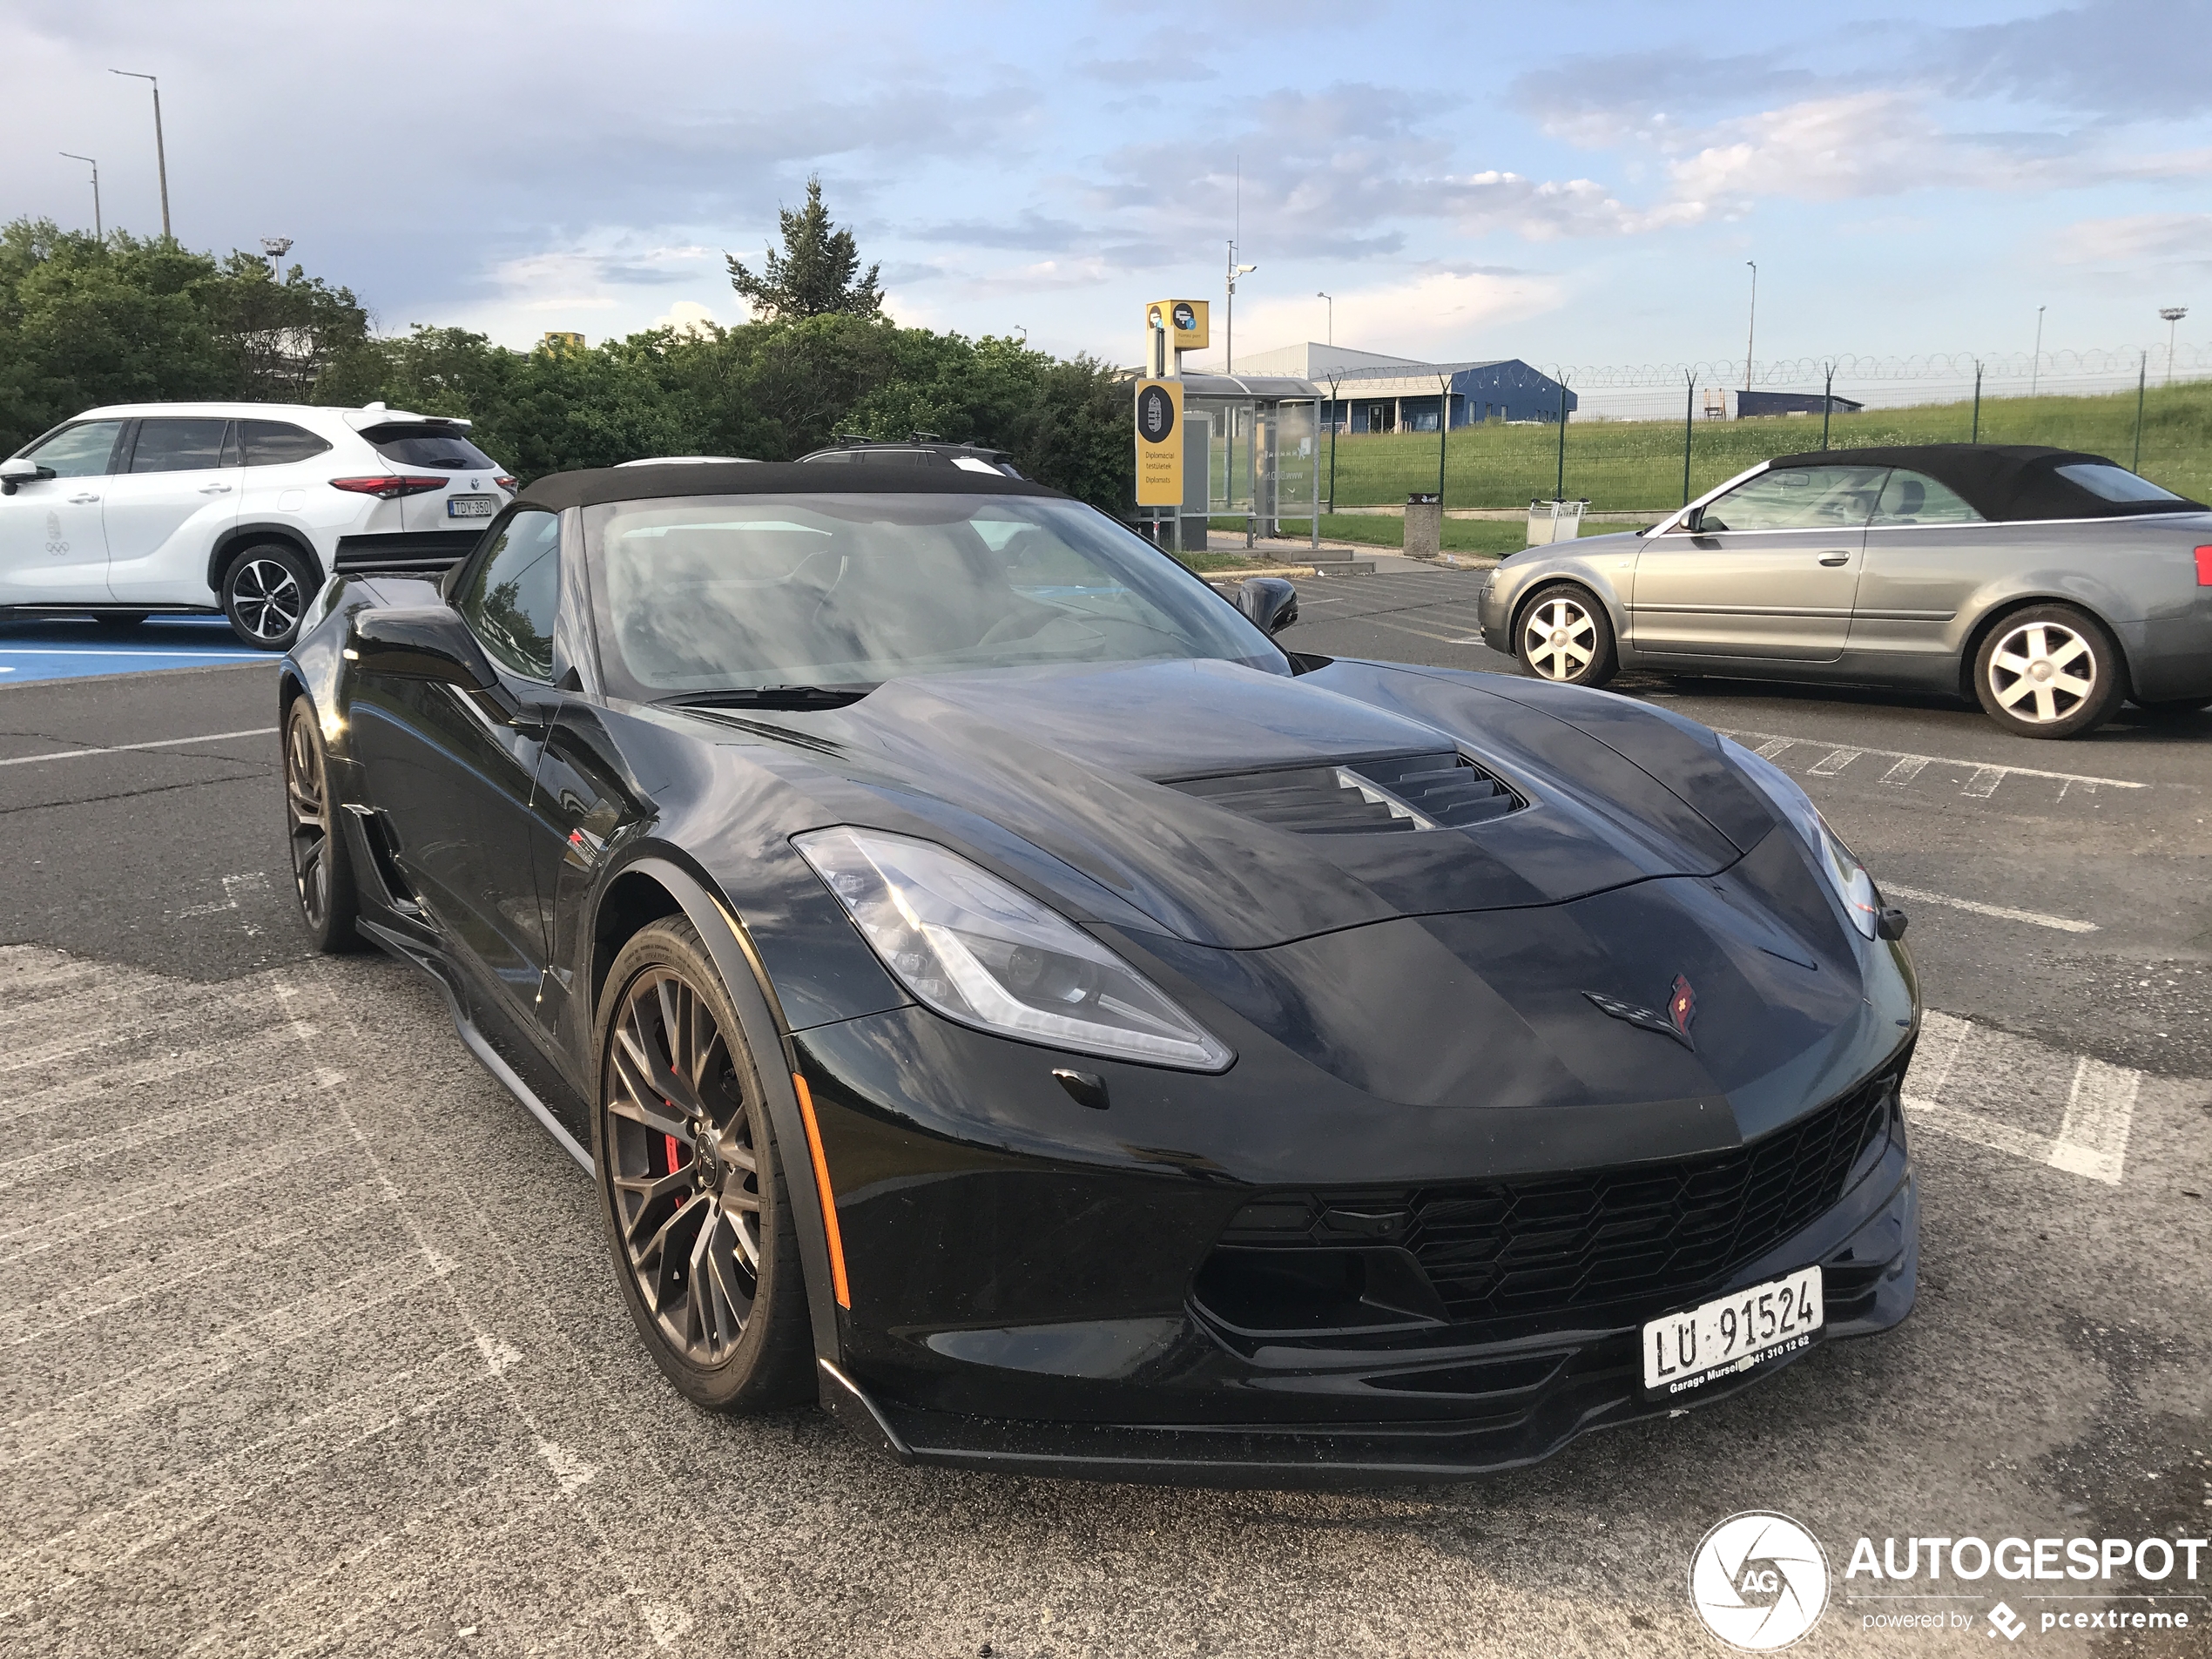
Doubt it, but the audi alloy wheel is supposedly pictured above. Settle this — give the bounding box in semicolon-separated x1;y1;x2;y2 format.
1973;604;2125;738
1515;582;1618;687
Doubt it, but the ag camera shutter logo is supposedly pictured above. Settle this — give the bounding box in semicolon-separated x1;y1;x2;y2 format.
1689;1512;1831;1649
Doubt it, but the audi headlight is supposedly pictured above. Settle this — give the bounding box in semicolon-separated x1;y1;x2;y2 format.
794;826;1234;1071
1720;736;1882;940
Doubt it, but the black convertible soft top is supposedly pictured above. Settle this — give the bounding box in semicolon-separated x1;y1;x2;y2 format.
1761;442;2202;522
516;460;1064;513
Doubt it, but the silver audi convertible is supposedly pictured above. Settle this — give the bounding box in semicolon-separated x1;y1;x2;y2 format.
1479;444;2212;738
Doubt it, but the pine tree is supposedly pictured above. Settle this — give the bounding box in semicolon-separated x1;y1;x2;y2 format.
727;177;882;323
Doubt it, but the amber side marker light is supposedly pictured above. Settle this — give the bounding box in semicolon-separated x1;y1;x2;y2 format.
792;1074;851;1308
2195;545;2212;586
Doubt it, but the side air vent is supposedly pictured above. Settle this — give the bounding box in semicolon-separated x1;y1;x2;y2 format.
1170;752;1524;835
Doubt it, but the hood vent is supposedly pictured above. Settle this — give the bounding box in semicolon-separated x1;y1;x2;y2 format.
1170;752;1525;835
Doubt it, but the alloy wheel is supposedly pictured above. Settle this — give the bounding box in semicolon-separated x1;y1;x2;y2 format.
284;706;331;928
604;968;763;1364
1986;618;2097;725
232;557;302;643
1522;596;1596;681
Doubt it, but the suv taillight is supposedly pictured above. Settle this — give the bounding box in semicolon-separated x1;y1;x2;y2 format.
329;475;448;499
495;475;518;491
2195;546;2212;586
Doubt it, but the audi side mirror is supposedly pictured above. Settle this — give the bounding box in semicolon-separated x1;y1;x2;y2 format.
1238;576;1299;636
1681;506;1706;534
347;606;497;691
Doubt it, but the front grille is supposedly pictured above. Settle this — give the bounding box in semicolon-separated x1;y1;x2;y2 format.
1170;751;1524;834
1219;1073;1897;1326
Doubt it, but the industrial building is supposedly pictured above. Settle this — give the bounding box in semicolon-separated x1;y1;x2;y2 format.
1736;389;1865;418
1229;342;1576;433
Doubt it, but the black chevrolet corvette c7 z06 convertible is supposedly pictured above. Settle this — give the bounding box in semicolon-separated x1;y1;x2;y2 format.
279;461;1920;1486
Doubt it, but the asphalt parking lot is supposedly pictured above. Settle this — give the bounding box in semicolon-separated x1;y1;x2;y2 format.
2;569;2208;1657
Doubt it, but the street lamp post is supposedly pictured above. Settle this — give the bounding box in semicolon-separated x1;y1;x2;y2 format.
1317;291;1332;347
1743;261;1757;396
111;71;171;240
59;153;99;239
2159;307;2188;386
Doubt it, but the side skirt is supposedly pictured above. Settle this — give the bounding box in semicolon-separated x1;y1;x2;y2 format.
357;915;594;1174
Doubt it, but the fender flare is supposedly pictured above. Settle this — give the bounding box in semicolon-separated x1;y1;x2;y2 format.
603;854;847;1368
207;523;325;596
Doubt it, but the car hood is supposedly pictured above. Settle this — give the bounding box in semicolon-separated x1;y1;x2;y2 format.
672;656;1781;952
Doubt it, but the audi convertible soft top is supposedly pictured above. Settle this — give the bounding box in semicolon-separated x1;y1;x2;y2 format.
279;462;1920;1484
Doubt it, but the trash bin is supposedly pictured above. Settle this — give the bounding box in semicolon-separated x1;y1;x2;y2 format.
1405;492;1443;561
1526;498;1590;546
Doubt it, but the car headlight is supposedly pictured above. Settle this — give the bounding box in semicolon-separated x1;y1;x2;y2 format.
1720;736;1882;940
793;826;1235;1071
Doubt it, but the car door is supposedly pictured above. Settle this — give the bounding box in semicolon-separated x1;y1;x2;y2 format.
1630;464;1887;660
102;416;242;603
0;419;125;605
1844;467;1996;678
351;509;565;1012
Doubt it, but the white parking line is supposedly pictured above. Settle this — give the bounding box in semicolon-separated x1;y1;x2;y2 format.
0;726;278;768
1904;1011;2141;1185
1716;727;2146;798
1880;883;2099;934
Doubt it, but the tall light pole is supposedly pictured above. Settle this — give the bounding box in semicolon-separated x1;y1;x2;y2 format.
2159;307;2188;386
1317;291;1332;347
261;236;293;273
1742;261;1757;396
59;153;99;240
1225;241;1256;373
111;71;171;240
2031;305;2046;396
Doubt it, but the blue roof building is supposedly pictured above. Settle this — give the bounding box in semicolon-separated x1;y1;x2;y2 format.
1227;342;1576;432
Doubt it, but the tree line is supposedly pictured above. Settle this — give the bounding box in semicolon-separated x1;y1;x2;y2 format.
0;183;1134;511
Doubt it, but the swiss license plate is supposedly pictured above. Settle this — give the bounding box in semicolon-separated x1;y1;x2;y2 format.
1642;1265;1823;1398
447;496;497;518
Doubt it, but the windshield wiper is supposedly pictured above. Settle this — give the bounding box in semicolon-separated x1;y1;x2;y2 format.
665;684;875;711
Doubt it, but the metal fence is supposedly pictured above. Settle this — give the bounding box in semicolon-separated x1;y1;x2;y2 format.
1320;342;2212;516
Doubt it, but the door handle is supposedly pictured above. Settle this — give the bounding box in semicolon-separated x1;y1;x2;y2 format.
198;483;233;495
1817;552;1851;566
67;493;99;504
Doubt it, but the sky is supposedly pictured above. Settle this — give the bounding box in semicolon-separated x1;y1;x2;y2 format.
5;0;2209;403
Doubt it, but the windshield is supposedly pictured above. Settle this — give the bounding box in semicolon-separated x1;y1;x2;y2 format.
583;492;1287;698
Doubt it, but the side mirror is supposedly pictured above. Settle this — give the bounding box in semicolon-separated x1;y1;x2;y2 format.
0;457;51;496
1681;506;1705;534
347;606;497;690
1237;576;1299;636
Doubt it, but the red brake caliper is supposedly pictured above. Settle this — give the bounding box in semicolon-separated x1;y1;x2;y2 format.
664;1112;687;1209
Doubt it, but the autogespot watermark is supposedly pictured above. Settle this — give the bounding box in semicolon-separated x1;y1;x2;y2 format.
1690;1513;1831;1649
1689;1516;2208;1647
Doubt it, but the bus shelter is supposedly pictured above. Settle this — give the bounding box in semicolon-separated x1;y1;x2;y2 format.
1158;374;1323;554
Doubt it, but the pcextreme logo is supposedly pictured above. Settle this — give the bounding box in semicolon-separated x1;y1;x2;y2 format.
1689;1512;1831;1650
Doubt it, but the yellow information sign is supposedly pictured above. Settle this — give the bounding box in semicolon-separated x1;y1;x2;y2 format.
1145;299;1209;352
1134;379;1184;506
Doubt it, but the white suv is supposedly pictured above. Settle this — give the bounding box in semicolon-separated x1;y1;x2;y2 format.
0;401;515;648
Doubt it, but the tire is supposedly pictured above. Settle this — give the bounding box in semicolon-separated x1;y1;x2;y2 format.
221;542;314;650
1514;582;1619;687
282;697;361;953
94;611;148;630
593;918;815;1413
1972;604;2127;739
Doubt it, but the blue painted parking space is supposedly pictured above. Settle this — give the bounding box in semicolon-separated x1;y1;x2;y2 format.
0;615;268;685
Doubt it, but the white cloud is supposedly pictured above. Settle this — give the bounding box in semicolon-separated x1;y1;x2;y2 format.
2054;212;2212;265
1208;266;1566;365
650;300;722;336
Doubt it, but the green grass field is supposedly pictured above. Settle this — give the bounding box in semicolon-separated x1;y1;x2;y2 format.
1321;379;2212;511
